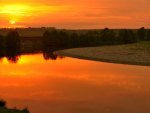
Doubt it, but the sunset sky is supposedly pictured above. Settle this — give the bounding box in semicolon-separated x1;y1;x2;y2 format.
0;0;150;29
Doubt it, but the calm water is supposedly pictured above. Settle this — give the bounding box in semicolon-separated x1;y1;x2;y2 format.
0;54;150;113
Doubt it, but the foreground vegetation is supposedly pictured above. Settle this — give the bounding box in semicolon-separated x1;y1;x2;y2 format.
0;100;29;113
56;41;150;66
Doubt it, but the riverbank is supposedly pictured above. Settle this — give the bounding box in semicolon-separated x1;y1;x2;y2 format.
56;41;150;66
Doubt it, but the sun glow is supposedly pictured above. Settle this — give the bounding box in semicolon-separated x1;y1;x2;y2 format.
0;3;67;28
10;20;16;25
0;4;31;27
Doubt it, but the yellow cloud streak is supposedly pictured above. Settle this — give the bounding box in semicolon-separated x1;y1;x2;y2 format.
0;4;29;15
0;3;66;17
0;3;66;27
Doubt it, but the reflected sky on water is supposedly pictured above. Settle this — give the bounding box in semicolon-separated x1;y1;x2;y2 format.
0;54;150;113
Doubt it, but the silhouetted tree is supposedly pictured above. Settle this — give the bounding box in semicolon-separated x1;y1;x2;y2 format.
0;99;6;107
5;31;21;63
79;34;89;46
43;30;50;47
58;30;69;46
0;35;5;49
84;31;100;46
5;31;21;51
100;28;116;44
43;30;60;47
137;27;146;40
70;33;80;47
118;29;137;44
0;35;5;58
146;29;150;41
128;29;137;43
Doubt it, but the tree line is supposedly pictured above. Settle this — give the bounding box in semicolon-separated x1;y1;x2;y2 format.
0;27;150;63
0;31;21;63
43;27;150;48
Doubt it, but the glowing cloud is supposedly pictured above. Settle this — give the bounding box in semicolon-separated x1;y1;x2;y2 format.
0;3;65;27
0;4;29;16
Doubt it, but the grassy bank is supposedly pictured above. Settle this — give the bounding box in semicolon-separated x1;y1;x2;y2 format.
56;41;150;66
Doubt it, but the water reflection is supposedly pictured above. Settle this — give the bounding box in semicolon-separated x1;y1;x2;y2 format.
42;46;65;60
0;50;19;63
0;46;65;63
0;54;150;113
0;50;21;63
0;32;21;63
6;56;20;63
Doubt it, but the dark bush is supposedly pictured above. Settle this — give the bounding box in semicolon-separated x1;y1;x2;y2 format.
146;29;150;41
0;99;6;107
137;27;146;40
0;35;5;58
5;31;21;51
5;31;21;63
100;28;117;44
118;29;137;44
43;30;69;47
0;35;5;49
70;33;80;47
58;30;69;45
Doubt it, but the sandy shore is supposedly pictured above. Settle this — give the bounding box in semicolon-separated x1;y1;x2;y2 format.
55;42;150;66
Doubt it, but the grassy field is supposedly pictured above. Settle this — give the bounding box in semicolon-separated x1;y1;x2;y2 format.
56;41;150;66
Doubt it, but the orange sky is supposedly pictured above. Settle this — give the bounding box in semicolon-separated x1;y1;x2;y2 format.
0;0;150;29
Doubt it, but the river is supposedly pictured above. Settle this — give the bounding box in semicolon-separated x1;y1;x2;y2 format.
0;54;150;113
